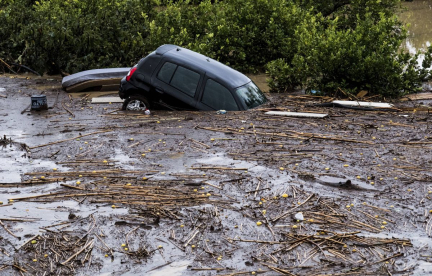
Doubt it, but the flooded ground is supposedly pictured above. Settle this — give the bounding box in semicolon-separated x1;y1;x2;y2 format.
1;75;432;275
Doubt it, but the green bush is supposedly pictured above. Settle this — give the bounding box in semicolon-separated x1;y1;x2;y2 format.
1;0;431;97
204;0;310;72
1;0;157;74
266;11;432;97
0;0;35;64
147;0;312;72
145;0;217;55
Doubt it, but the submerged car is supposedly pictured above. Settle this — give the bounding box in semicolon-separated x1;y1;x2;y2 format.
119;44;267;111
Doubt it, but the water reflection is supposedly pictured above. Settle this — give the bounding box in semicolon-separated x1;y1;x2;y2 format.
399;0;432;53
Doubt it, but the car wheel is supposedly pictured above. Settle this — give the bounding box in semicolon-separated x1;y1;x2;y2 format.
122;95;150;111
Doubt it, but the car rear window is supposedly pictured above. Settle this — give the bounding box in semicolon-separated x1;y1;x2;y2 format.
202;79;238;111
170;66;200;97
235;82;267;109
157;62;177;83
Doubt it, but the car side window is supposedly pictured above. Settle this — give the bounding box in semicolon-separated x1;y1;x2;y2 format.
202;79;239;111
170;66;200;97
157;62;177;84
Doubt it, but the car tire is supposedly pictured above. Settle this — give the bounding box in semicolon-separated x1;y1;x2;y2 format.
122;94;150;111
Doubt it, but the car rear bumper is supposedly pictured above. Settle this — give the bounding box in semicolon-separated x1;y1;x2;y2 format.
118;77;137;99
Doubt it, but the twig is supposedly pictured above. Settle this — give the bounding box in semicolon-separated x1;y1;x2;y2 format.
190;139;211;149
29;130;112;149
0;58;17;74
190;167;248;171
202;182;222;190
254;178;262;198
61;239;94;265
0;220;18;238
272;194;315;222
126;226;140;249
95;234;113;255
371;253;404;265
184;229;200;247
17;235;39;250
21;103;31;114
263;264;297;276
61;102;75;117
60;184;85;190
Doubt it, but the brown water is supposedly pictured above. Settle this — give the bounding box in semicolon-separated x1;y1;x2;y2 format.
399;0;432;53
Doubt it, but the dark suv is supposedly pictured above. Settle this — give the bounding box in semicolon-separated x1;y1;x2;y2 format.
119;44;267;111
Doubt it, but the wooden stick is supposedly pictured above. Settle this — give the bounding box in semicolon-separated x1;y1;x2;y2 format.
40;221;71;230
351;220;382;232
29;130;112;149
272;194;315;222
263;214;276;240
202;182;222;190
95;234;113;255
254;178;262;198
60;184;85;190
126;226;140;249
61;240;94;265
0;58;17;74
362;203;390;212
374;149;380;158
0;220;18;238
17;235;39;250
76;143;105;157
128;142;140;148
61;102;74;117
190;139;211;149
233;238;288;245
264;264;297;276
190;268;225;271
12;264;27;273
190;167;248;171
9;192;65;201
184;229;200;247
371;253;403;265
20;103;31;114
0;218;38;222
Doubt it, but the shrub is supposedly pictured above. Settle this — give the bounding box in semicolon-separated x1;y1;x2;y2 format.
147;0;311;72
1;0;430;97
0;0;35;64
266;12;432;97
1;0;157;74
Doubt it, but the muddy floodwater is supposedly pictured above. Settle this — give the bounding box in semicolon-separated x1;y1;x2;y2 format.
1;74;432;276
1;3;432;273
400;0;432;51
400;0;432;67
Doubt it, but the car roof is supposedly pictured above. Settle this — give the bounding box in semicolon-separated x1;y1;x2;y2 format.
156;44;251;90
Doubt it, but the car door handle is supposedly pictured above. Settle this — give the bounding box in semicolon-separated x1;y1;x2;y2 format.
155;87;164;94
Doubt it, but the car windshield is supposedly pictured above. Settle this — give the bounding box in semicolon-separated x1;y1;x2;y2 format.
235;82;267;109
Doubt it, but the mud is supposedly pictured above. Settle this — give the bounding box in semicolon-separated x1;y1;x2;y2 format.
1;74;432;275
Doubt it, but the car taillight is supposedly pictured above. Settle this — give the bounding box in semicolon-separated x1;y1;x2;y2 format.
126;66;137;81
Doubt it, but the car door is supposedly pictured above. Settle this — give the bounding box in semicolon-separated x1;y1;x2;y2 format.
151;60;203;110
195;76;241;111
